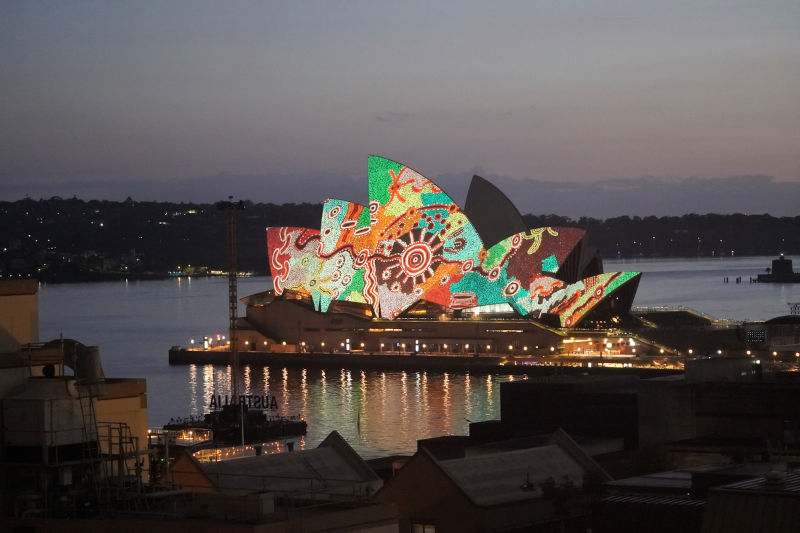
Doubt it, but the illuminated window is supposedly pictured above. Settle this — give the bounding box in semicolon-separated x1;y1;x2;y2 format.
412;524;435;533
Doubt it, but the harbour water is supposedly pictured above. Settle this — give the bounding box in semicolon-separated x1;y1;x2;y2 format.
37;256;800;458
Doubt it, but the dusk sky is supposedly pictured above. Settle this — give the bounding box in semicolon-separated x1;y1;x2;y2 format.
1;1;798;216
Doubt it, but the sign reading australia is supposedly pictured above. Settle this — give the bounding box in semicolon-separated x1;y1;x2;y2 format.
209;394;279;409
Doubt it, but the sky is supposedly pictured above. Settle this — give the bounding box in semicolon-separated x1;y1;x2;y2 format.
1;1;798;216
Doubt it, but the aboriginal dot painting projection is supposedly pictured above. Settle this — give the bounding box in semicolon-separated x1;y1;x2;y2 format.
267;156;641;327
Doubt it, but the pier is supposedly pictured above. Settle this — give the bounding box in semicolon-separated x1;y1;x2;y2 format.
168;346;683;377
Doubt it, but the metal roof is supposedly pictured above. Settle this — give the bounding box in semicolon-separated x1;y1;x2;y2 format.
700;470;800;533
437;444;585;506
717;470;800;494
201;447;371;495
601;493;705;508
198;432;380;496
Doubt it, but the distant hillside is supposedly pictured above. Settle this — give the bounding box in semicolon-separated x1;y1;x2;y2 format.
1;197;798;282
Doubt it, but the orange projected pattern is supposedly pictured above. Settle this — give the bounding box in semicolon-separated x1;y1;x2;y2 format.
268;156;639;327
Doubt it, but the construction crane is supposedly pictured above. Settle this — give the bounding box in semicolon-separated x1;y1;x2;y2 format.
220;197;245;402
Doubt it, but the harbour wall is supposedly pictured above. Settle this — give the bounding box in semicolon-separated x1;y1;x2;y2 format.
168;347;680;378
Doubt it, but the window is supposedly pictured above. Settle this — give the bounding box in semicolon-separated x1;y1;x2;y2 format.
412;524;435;533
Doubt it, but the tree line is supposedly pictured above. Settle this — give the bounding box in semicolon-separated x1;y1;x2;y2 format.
1;197;798;282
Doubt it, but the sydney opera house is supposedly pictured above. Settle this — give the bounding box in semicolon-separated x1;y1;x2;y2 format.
242;156;642;355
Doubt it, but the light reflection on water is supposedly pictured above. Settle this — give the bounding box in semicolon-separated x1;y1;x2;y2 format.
35;258;800;458
185;363;518;458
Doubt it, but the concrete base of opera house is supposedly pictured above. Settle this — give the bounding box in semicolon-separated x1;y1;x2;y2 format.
167;347;682;377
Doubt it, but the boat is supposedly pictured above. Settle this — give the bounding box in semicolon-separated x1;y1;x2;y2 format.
163;403;307;449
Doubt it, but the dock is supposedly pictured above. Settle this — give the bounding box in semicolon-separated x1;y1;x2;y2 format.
168;347;682;377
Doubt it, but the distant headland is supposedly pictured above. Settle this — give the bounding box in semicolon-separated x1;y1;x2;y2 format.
1;197;798;283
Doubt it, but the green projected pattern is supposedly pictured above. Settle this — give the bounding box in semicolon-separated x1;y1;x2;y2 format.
268;156;640;327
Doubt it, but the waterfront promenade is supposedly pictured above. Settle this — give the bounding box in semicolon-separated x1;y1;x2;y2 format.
168;346;683;377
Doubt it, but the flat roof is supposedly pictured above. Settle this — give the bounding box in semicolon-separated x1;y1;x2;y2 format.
0;279;38;296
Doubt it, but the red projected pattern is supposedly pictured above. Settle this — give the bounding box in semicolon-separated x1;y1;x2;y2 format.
267;156;639;328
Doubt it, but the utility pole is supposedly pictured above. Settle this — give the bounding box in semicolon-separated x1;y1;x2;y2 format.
221;197;244;403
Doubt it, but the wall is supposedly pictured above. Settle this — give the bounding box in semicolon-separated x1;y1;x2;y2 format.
0;279;39;346
95;378;149;481
375;451;485;533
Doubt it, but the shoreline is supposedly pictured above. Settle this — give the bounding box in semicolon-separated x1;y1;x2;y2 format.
168;347;683;378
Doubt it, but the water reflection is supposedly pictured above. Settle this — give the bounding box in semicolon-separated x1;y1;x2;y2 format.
201;364;215;415
443;372;450;428
281;367;289;411
301;369;308;420
183;365;523;458
188;364;197;415
262;367;270;396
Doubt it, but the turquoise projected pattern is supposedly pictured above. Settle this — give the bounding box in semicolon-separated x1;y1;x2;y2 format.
268;156;640;327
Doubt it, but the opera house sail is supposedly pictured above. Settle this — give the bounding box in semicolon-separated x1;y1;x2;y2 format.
245;156;640;352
